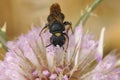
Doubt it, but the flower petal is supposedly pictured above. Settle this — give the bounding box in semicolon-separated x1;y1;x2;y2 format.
95;27;105;62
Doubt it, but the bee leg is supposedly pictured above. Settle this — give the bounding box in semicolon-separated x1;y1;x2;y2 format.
39;24;49;36
45;44;52;47
39;24;49;48
64;21;73;34
63;33;69;52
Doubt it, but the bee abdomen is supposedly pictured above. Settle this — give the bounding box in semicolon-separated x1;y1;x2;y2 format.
50;3;61;15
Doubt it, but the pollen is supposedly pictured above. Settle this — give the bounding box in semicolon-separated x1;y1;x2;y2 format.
55;33;61;36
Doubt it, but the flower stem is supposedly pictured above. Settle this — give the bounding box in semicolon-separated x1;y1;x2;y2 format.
0;30;7;50
0;23;7;50
75;0;103;26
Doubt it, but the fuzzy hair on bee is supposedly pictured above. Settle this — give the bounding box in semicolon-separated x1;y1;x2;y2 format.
47;3;65;24
50;3;61;15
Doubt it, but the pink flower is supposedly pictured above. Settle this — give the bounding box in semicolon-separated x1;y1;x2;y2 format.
0;24;120;80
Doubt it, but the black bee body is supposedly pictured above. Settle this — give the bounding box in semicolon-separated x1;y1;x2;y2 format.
49;21;65;33
40;3;72;49
49;21;65;47
50;33;66;47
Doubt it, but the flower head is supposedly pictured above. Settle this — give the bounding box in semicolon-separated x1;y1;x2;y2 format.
0;24;120;80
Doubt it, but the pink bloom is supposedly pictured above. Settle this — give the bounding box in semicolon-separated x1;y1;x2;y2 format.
0;24;120;80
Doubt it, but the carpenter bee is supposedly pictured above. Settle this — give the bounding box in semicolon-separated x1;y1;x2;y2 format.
40;3;72;49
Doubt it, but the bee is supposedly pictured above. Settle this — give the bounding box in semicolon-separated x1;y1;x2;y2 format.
40;3;72;49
